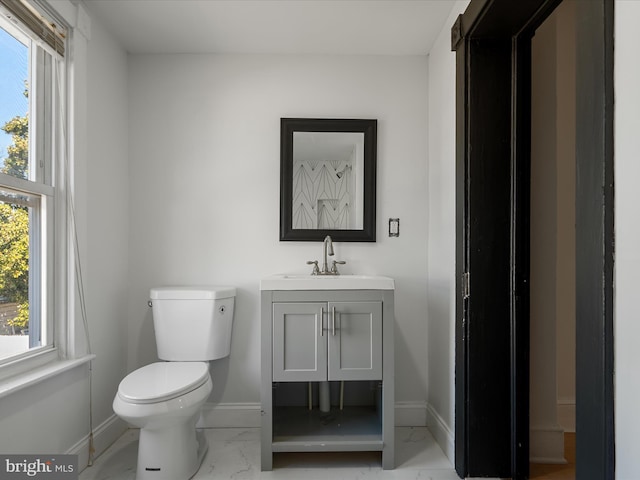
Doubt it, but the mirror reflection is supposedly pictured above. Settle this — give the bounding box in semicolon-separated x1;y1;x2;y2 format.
292;131;364;230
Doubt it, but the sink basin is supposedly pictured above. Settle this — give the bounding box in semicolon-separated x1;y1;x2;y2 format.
260;274;395;291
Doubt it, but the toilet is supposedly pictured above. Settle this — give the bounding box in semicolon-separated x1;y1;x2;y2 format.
113;286;236;480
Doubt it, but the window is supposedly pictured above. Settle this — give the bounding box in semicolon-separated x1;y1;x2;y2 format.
0;0;65;367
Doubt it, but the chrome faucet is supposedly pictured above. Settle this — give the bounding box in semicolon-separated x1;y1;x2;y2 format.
306;235;346;275
322;235;334;274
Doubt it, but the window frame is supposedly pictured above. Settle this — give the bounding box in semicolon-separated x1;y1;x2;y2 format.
0;2;65;379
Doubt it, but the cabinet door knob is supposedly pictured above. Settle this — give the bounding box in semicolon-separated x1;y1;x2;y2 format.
320;307;324;336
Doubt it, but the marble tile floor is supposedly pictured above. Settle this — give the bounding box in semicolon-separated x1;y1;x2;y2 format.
79;427;460;480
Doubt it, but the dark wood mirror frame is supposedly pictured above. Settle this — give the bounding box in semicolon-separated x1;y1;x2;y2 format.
280;118;377;242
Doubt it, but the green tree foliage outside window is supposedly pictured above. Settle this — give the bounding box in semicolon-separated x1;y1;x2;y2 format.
2;114;28;179
0;100;29;331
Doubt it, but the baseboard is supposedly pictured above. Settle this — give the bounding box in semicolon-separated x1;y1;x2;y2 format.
426;403;455;464
557;398;576;433
530;424;567;464
67;414;128;472
395;401;427;427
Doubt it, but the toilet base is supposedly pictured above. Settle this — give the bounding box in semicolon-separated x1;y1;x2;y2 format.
136;421;208;480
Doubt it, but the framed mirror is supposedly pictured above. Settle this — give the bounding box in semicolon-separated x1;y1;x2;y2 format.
280;118;377;242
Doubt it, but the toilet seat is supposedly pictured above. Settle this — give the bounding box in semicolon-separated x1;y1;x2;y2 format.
118;362;210;404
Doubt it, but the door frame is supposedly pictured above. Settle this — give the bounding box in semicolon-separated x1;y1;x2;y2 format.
452;0;614;478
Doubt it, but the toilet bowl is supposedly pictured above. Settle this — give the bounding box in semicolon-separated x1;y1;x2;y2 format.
113;286;236;480
113;362;213;480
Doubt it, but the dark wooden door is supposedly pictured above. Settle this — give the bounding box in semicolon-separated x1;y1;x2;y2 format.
574;1;615;478
454;30;517;478
453;1;614;479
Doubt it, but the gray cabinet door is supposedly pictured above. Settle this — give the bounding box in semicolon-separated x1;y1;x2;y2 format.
272;301;382;382
272;303;326;382
328;302;382;381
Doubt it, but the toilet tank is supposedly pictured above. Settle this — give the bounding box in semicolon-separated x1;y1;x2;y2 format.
150;286;236;361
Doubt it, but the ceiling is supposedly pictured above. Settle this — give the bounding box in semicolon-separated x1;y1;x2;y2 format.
83;0;456;55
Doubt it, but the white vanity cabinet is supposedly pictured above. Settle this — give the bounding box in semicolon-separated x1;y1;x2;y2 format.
260;288;394;471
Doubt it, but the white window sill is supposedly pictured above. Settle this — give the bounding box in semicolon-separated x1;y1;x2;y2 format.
0;354;95;400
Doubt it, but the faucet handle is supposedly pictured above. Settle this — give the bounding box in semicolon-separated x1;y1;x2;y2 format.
331;260;346;274
306;260;320;275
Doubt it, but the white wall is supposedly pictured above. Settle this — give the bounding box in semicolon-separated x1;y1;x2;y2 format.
126;54;430;412
84;2;131;447
554;0;576;434
528;1;577;460
530;12;563;463
0;0;130;464
528;2;578;459
0;367;90;453
614;1;640;478
426;0;469;462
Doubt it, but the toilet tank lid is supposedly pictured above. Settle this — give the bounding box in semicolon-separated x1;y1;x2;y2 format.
150;286;236;300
